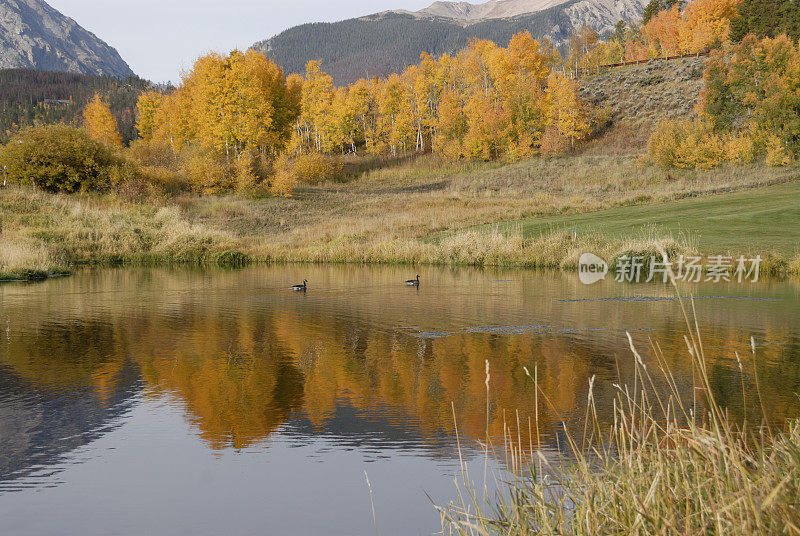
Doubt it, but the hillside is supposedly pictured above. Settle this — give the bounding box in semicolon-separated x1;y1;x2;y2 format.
579;56;706;152
0;0;133;78
0;69;153;144
252;0;646;84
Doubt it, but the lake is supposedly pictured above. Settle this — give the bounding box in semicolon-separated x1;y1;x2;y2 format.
1;265;799;535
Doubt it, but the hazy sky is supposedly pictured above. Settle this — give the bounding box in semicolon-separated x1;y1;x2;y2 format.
46;0;436;83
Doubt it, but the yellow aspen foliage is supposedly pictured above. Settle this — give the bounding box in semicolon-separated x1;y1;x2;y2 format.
378;73;415;157
626;0;742;59
233;151;261;197
180;148;232;195
298;60;335;153
135;90;164;141
278;31;586;163
271;154;297;197
292;153;342;184
765;135;794;166
649;119;726;169
151;50;297;160
346;79;380;155
725;131;757;163
152;90;194;154
83;92;123;149
698;34;800;165
678;0;742;53
642;6;683;57
433;90;467;159
129;31;604;197
567;26;601;74
544;73;591;150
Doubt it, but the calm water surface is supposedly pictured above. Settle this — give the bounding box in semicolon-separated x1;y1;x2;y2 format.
1;265;799;535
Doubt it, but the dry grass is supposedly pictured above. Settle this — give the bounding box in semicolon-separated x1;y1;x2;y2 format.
1;154;798;279
0;186;245;279
579;56;706;155
439;287;800;535
0;240;61;280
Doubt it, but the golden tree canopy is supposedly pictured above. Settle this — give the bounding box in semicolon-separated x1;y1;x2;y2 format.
83;92;123;149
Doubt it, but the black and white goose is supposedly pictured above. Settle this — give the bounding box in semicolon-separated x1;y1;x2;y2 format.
406;275;420;286
291;279;308;291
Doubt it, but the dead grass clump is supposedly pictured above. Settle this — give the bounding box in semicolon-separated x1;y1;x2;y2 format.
440;290;800;535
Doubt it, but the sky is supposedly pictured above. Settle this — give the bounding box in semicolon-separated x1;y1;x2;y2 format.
46;0;437;83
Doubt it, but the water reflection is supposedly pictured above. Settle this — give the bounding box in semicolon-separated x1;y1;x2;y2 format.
0;266;799;532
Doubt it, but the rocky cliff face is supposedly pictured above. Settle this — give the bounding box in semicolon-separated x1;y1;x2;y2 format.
0;0;134;78
413;0;646;29
417;0;572;20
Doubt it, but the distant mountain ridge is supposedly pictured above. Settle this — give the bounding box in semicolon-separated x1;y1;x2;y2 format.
409;0;575;21
0;0;134;78
252;0;646;85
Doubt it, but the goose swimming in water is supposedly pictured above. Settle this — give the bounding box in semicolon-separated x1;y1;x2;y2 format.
291;279;307;291
406;275;420;286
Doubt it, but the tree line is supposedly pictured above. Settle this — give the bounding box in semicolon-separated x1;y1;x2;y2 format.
3;0;796;195
129;32;593;194
564;0;743;74
0;69;153;144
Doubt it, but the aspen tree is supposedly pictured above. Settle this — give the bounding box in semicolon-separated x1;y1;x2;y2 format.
83;92;123;149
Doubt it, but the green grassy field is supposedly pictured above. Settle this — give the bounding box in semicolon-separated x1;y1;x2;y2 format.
481;181;800;257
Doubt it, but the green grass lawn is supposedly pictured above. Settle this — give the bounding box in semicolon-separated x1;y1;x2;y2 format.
484;181;800;256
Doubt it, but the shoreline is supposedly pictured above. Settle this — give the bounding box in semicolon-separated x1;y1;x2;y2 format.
2;158;800;282
3;248;799;283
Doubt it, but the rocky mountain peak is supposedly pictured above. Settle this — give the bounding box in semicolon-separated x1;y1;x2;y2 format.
0;0;134;77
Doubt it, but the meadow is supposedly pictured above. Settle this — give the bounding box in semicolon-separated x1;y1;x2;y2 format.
2;154;799;280
469;180;800;256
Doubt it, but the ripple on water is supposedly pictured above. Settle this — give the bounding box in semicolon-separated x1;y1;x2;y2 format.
555;296;783;303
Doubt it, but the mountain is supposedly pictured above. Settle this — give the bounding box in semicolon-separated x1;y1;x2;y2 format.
252;0;646;85
414;0;576;20
0;0;134;78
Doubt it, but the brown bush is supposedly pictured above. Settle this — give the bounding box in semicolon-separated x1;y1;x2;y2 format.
293;153;343;184
128;138;176;168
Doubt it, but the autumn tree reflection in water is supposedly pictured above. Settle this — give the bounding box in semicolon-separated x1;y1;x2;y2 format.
1;266;799;458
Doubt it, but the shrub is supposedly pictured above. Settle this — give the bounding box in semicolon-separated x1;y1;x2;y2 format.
649;119;725;169
725;131;757;163
270;154;298;197
233;152;271;199
128;138;176;168
0;125;119;193
765;135;793;167
292;153;343;184
179;149;234;195
637;74;665;86
540;124;571;156
138;165;189;195
116;176;158;204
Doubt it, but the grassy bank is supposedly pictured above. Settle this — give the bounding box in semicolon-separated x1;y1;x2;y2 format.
474;180;800;257
1;155;799;280
0;187;248;280
440;298;800;535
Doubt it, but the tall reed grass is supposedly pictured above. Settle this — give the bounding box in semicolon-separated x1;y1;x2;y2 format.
438;273;800;535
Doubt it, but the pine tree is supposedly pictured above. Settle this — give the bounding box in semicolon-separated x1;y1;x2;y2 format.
730;0;800;41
